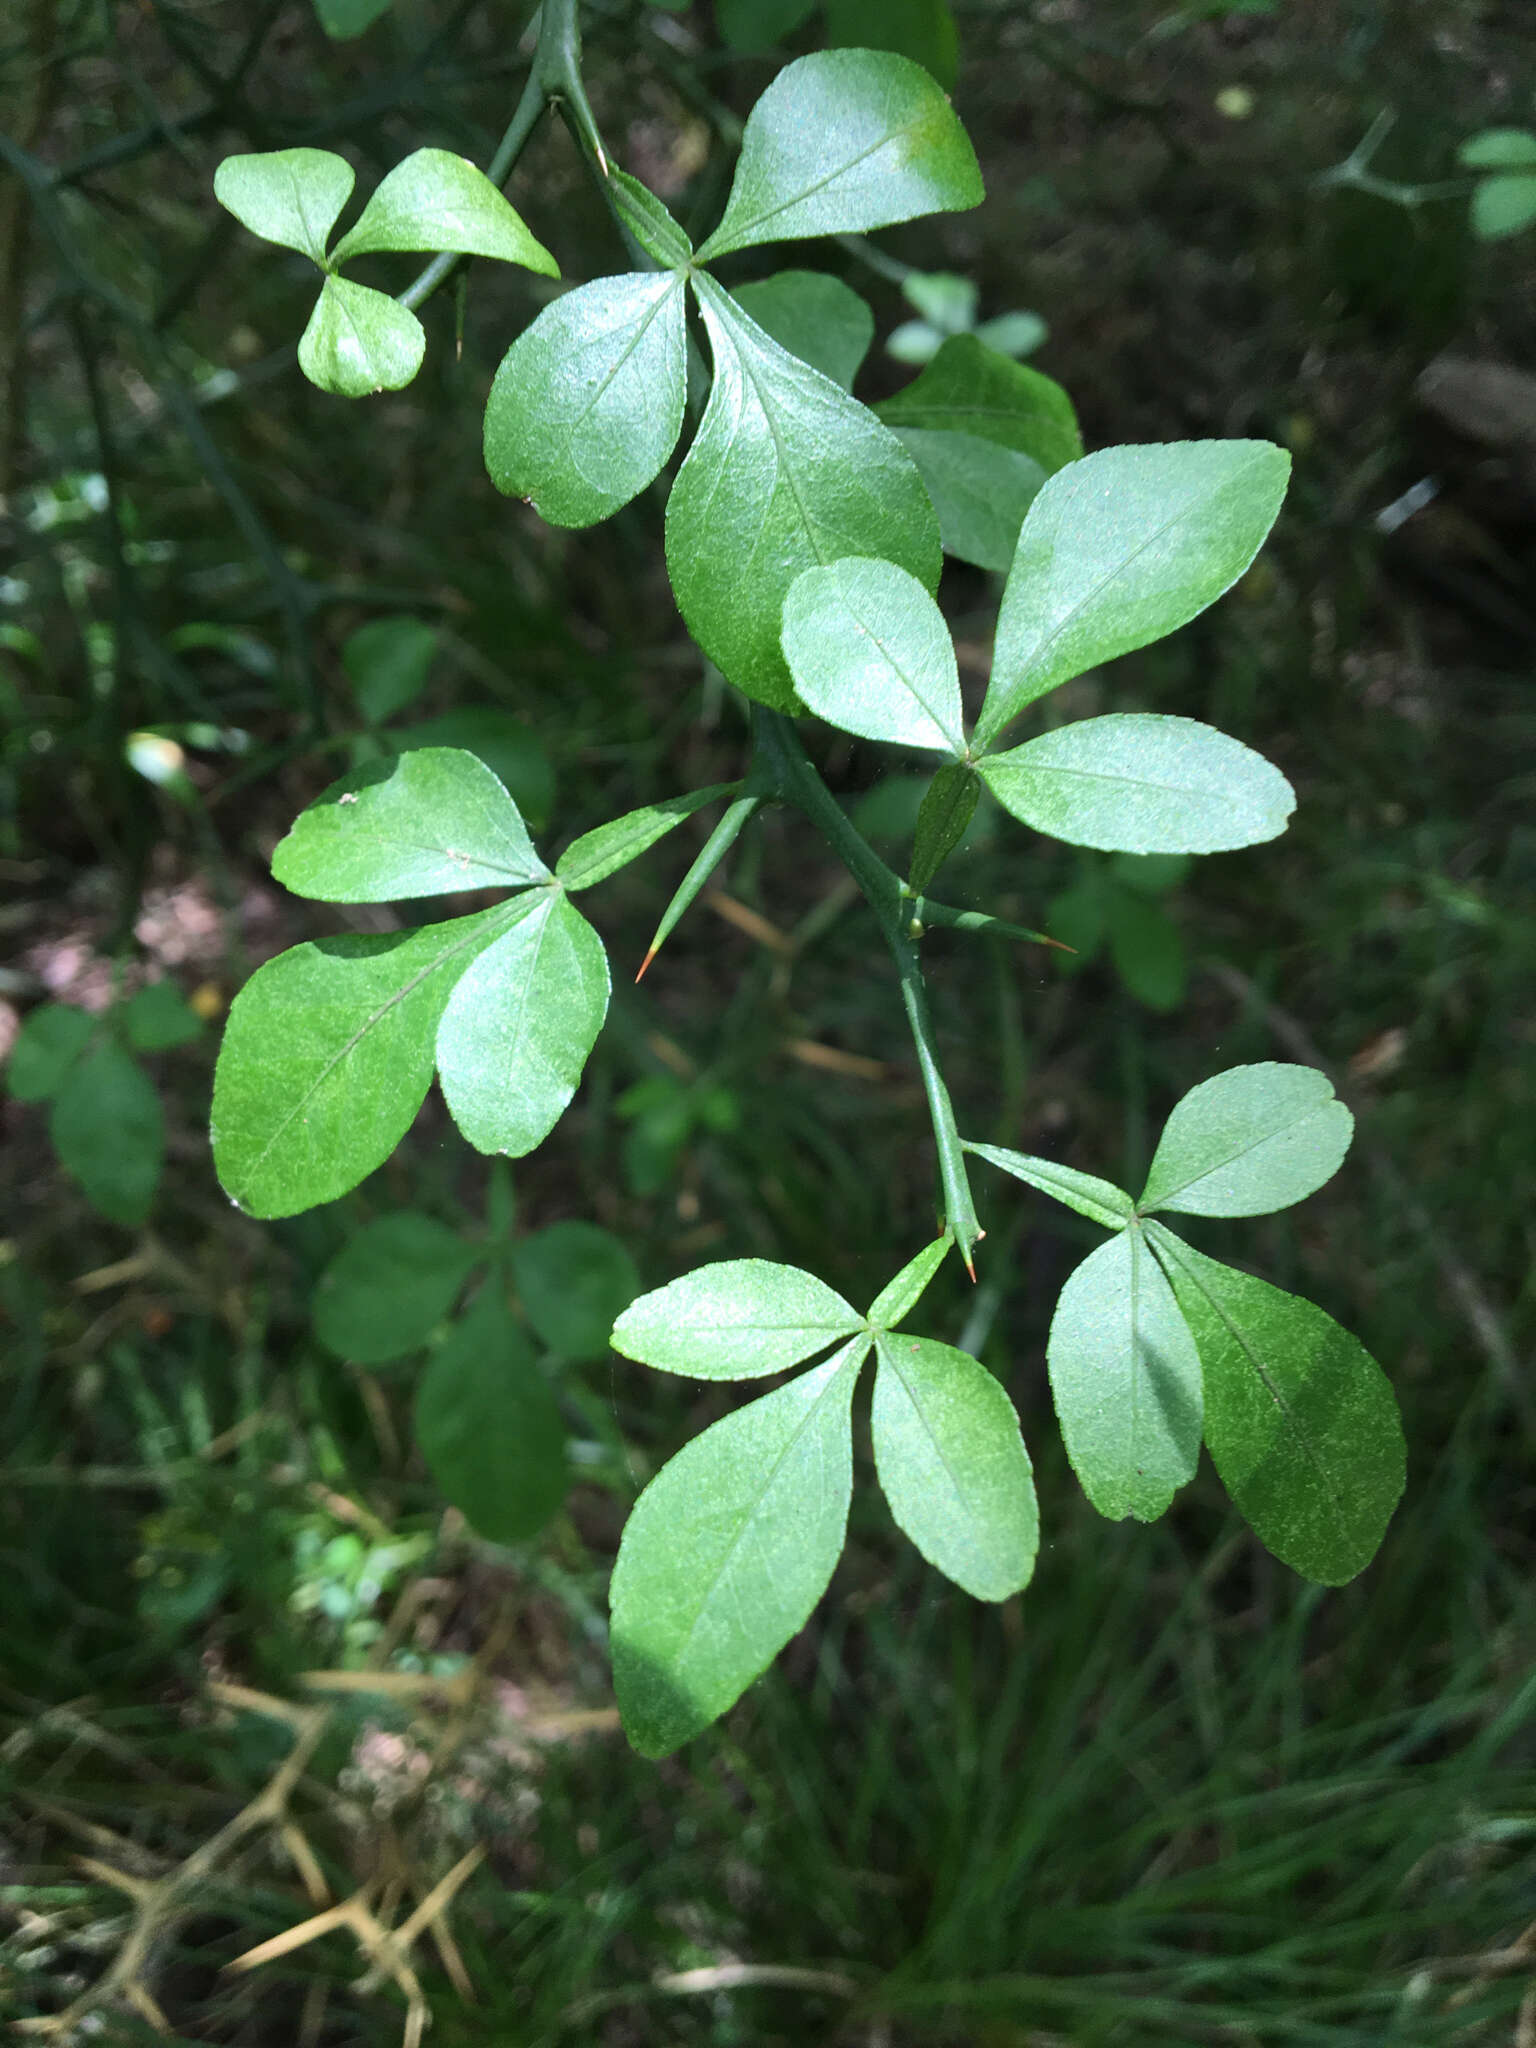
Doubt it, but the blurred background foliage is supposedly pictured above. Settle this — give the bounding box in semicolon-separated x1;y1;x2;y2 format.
2;0;1534;2041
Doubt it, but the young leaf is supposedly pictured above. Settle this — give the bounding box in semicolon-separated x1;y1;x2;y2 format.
610;1342;864;1756
1470;174;1536;241
910;763;979;892
824;0;959;90
314;0;396;38
780;558;964;755
7;1003;95;1102
609;170;693;268
964;1143;1134;1232
1458;128;1536;170
511;1221;641;1361
612;1258;862;1379
343;616;438;725
866;1233;951;1329
391;709;554;830
125;981;204;1052
50;1045;163;1227
975;441;1291;749
715;0;817;50
298;276;425;398
214;149;354;265
484;274;688;527
329;149;557;274
312;1210;478;1363
872;1334;1037;1599
272;748;549;901
730;271;875;392
212;905;509;1218
435;894;609;1157
978;714;1295;855
1139;1063;1354;1219
696;50;982;260
1105;885;1185;1012
667;280;940;711
1149;1227;1405;1585
555;784;741;893
415;1287;567;1545
1046;1227;1202;1523
891;428;1046;573
875;335;1083;472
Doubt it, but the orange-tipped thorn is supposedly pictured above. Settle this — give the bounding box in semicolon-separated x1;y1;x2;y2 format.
635;947;657;984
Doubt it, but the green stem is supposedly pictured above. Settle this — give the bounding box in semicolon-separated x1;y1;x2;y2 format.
754;714;983;1271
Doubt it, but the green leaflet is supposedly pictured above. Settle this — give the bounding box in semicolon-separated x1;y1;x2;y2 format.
780;557;965;756
415;1286;568;1545
975;441;1292;749
272;748;549;901
555;784;741;892
212;904;510;1218
298;276;425;398
978;714;1295;856
484;273;689;527
697;50;982;261
910;763;980;891
611;1258;863;1379
1458;128;1536;169
1046;1227;1202;1524
511;1221;641;1362
667;278;941;711
1149;1226;1405;1585
714;0;817;51
892;427;1047;573
391;711;554;832
435;893;609;1157
871;1333;1037;1600
730;270;874;392
50;1044;164;1227
124;982;205;1052
866;1234;952;1329
610;1341;864;1757
824;0;959;90
963;1142;1134;1232
1139;1063;1354;1218
609;171;693;268
874;335;1082;471
343;617;438;725
1470;174;1536;240
314;0;396;38
214;149;354;264
312;1211;478;1363
329;148;557;273
7;1003;95;1103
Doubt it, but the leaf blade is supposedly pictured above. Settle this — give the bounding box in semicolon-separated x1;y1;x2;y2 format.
214;149;354;264
874;334;1082;471
611;1258;862;1379
963;1142;1133;1231
1140;1063;1354;1218
313;1211;478;1363
50;1045;163;1227
729;270;874;391
780;557;963;754
555;784;741;893
298;276;425;398
330;148;558;273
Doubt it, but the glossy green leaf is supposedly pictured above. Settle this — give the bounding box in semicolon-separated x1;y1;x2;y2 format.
212;905;508;1218
874;336;1083;472
1105;886;1186;1012
312;1210;477;1363
50;1045;163;1226
1150;1227;1405;1585
975;441;1291;748
1458;128;1536;170
392;710;554;831
213;149;354;265
781;557;964;755
484;274;688;527
343;617;437;725
872;1333;1036;1598
910;763;979;891
555;784;740;893
1470;173;1536;241
314;0;396;38
125;981;204;1052
609;170;693;268
893;427;1047;572
330;149;557;274
730;271;874;392
979;714;1295;855
866;1234;951;1329
825;0;958;88
435;894;609;1157
610;1342;863;1756
697;49;983;261
415;1287;567;1544
7;1003;94;1102
1047;1227;1202;1523
298;275;425;398
964;1142;1133;1232
611;1258;862;1379
273;748;547;903
1140;1063;1353;1219
668;279;941;711
511;1221;641;1361
715;0;816;50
